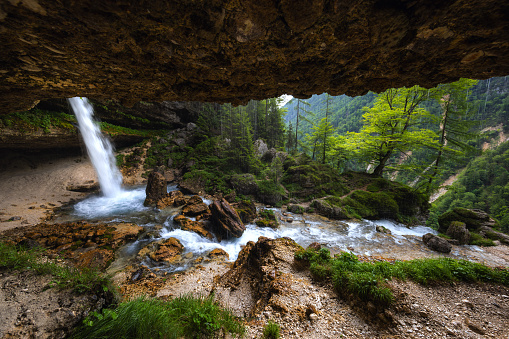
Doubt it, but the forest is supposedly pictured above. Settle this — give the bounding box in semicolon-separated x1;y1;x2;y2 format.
175;76;509;231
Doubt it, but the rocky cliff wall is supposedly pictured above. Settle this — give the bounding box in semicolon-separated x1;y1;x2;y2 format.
0;0;508;112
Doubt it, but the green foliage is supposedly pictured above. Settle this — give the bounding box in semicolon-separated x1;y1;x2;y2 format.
70;295;245;339
0;242;111;294
432;141;509;233
470;233;496;247
0;109;77;134
296;247;509;307
262;320;281;339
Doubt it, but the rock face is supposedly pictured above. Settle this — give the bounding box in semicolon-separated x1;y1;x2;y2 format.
138;237;184;264
173;214;213;240
144;171;167;206
1;1;509;112
182;195;209;216
232;199;257;224
209;198;245;239
422;233;452;253
446;221;470;245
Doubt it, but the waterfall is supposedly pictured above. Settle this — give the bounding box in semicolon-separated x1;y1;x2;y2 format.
68;97;123;197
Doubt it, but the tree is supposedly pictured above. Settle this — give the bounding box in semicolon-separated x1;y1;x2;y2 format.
347;86;438;176
425;79;479;192
294;99;313;151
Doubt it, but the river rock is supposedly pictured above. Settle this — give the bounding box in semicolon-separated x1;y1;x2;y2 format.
479;226;509;244
144;171;167;206
446;221;470;245
287;204;305;214
173;215;213;240
311;199;348;220
66;180;99;192
422;233;452;253
156;190;186;209
210;198;245;239
139;237;184;264
376;225;392;234
208;248;229;260
232;200;257;223
182;195;209;216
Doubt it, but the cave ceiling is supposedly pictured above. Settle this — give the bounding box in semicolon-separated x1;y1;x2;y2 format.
0;0;508;113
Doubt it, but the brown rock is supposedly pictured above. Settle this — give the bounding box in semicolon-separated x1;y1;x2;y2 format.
156;190;185;209
232;200;257;224
140;237;184;264
208;248;229;260
182;195;209;216
144;171;167;207
76;248;114;269
173;215;213;240
422;233;452;253
210;198;245;239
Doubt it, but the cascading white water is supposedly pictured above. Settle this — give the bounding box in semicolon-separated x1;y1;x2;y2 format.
68;97;123;197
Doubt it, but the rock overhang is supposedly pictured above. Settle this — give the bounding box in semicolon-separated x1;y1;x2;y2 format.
0;0;508;113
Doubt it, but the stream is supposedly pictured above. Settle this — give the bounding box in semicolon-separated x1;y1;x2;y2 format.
57;185;507;274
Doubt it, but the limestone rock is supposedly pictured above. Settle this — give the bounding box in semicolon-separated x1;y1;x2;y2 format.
287;204;305;214
66;180;99;192
2;1;509;113
254;139;268;158
446;221;470;245
173;215;213;240
422;233;452;253
438;208;498;233
144;171;167;207
210;198;245;239
182;195;209;216
156;190;186;209
139;237;184;264
376;225;392;234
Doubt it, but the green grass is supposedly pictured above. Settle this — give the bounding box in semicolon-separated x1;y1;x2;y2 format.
0;242;111;294
70;295;245;339
296;247;509;306
262;320;280;339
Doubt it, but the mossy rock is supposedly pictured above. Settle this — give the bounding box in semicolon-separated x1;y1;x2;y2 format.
438;208;498;233
230;173;258;195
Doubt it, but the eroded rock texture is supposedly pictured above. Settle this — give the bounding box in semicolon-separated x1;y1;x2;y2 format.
1;1;508;112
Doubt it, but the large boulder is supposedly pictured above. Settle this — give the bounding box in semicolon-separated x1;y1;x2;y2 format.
254;139;268;158
144;171;167;206
310;199;348;220
422;233;452;253
232;200;257;224
438;208;498;233
210;198;245;239
156;190;186;209
182;195;209;216
446;221;470;245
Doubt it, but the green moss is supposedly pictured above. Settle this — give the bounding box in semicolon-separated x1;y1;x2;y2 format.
470;233;496;246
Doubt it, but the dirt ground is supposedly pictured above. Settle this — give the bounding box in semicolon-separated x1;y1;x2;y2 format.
0;150;97;232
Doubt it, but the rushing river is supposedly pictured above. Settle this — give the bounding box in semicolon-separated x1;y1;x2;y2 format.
65;185;506;273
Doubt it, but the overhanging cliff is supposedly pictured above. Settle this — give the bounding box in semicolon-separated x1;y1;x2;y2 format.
1;0;508;112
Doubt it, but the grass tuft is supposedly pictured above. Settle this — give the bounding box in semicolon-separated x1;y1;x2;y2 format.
262;320;281;339
70;295;245;339
0;242;111;294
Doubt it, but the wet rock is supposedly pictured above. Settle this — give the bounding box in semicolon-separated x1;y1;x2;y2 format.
179;178;204;195
156;190;186;209
232;200;257;224
446;221;470;245
422;233;452;253
210;198;245;239
173;215;213;240
376;225;392;234
182;195;209;216
310;199;348;220
139;238;184;264
144;171;167;207
479;226;509;244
